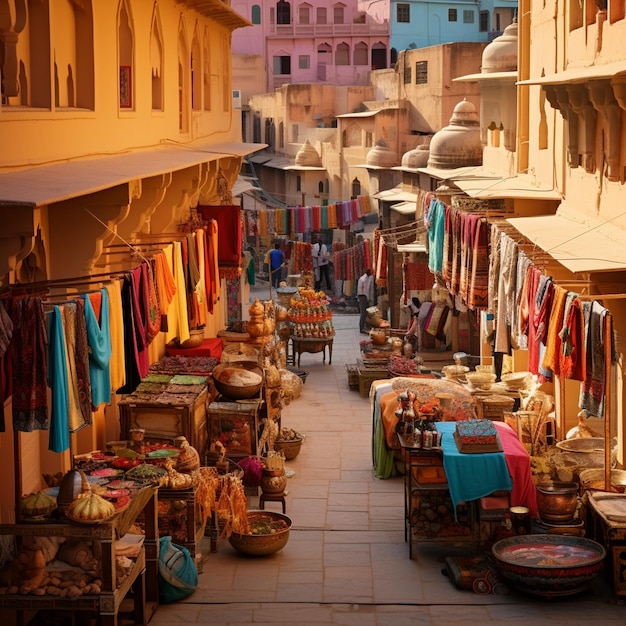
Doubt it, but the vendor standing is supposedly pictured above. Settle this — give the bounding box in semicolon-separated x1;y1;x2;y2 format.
312;236;331;292
269;243;285;289
357;268;374;334
404;297;422;352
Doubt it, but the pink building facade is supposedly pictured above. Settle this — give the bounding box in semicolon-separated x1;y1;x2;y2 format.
232;1;390;92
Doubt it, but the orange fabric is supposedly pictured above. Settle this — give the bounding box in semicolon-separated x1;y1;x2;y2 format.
380;390;402;449
87;291;102;322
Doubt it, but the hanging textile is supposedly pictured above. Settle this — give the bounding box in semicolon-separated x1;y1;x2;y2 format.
403;261;432;292
61;301;90;431
560;295;585;381
117;274;143;395
105;279;127;391
245;210;258;238
153;250;177;332
540;285;568;376
208;221;220;312
194;228;209;327
512;252;532;351
257;209;268;236
46;306;69;453
83;288;112;409
197;206;242;267
580;305;615;418
6;296;48;432
144;262;161;342
0;299;13;416
494;232;518;354
427;199;446;274
327;203;338;229
172;241;191;344
467;215;490;311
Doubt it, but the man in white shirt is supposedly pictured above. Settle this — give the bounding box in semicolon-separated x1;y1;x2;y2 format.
357;268;374;333
312;236;331;291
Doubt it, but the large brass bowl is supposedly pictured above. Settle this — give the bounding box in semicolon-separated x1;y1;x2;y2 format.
229;510;292;556
492;534;605;597
212;361;263;400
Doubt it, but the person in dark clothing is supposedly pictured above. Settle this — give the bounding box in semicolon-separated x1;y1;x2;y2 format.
269;243;285;289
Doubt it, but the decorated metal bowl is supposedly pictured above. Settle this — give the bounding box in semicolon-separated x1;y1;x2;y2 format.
228;510;292;556
212;361;264;400
492;534;606;597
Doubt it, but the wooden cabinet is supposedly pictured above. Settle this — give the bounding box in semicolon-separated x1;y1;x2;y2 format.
0;487;159;626
400;438;477;558
155;478;206;558
119;386;209;458
207;399;261;460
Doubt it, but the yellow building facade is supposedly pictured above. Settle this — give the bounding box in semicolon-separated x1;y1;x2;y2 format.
0;0;259;519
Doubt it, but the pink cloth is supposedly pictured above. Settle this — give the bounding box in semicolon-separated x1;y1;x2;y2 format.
494;421;538;517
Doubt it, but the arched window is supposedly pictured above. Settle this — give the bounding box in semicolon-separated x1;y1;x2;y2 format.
177;19;190;132
251;5;261;24
118;0;135;109
191;28;201;111
277;1;291;25
335;43;350;66
318;181;324;194
352;178;361;197
354;42;368;65
203;27;210;111
150;7;164;111
317;43;332;66
333;4;344;24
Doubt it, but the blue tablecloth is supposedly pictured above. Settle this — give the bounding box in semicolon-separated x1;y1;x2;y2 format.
438;422;513;512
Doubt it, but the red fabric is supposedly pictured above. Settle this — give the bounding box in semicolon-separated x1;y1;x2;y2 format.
165;337;223;360
494;421;538;517
197;205;241;266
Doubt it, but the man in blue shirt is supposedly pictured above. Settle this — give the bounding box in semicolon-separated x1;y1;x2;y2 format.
269;243;285;288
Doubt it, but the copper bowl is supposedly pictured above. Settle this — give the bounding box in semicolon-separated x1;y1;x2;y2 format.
536;481;579;523
229;510;292;557
212;361;264;400
492;534;605;597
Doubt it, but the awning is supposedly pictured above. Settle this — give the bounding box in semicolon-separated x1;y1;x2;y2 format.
0;141;265;208
262;158;294;170
507;206;626;273
390;201;417;215
336;110;381;119
453;71;517;83
284;164;326;171
454;175;562;200
175;0;251;30
232;176;257;197
517;61;626;86
373;187;418;203
416;165;489;180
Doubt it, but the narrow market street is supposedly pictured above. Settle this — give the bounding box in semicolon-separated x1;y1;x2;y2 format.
151;302;625;626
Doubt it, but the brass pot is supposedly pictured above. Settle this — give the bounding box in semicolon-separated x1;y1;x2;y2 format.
260;469;287;495
536;481;578;523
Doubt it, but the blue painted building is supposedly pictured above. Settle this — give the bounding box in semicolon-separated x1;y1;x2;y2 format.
389;0;517;56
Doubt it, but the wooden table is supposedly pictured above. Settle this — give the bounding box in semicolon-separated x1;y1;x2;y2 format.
290;336;333;367
0;487;159;626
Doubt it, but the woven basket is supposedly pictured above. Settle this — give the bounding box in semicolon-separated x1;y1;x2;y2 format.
480;395;515;421
273;437;303;460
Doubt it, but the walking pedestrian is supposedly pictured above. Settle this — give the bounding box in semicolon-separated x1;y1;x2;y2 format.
269;243;284;289
357;268;374;334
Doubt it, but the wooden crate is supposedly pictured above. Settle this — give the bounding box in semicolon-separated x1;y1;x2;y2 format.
207;399;261;460
119;386;209;459
357;367;389;397
156;479;206;557
346;363;359;390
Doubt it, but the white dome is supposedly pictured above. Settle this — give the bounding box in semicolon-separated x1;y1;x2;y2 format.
427;100;482;169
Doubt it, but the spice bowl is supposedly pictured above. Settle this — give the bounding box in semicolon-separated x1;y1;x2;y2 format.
229;510;292;556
